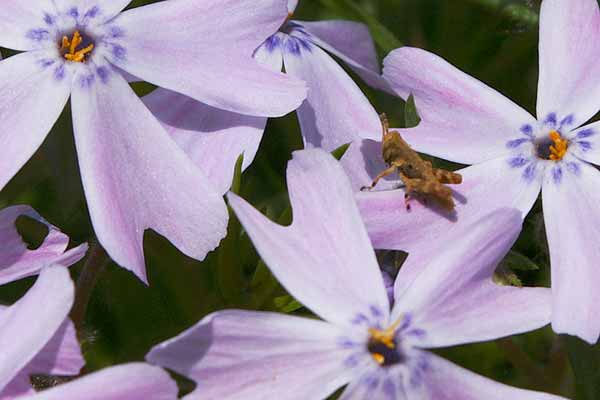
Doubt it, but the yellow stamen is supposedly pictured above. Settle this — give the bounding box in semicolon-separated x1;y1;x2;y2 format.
61;31;94;63
548;130;568;161
372;353;385;365
368;318;402;350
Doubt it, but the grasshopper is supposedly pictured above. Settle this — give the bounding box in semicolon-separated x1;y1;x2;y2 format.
361;114;462;211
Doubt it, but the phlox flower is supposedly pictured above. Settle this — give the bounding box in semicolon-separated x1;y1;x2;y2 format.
0;265;177;399
147;149;561;400
143;0;387;194
344;0;600;343
0;205;87;285
0;0;307;282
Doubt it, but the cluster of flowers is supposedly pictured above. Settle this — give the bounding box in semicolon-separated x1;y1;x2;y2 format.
0;0;597;398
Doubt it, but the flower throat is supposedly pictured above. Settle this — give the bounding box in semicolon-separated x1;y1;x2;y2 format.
535;130;568;161
60;31;94;63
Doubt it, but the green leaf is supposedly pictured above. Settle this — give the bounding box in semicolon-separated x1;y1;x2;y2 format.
492;265;522;287
404;94;421;128
331;142;351;160
503;4;539;26
250;261;280;309
217;155;246;305
230;153;244;195
565;335;600;400
499;250;540;271
274;295;304;313
317;0;402;54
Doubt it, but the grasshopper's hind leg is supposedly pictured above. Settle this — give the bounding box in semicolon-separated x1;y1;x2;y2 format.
432;168;463;184
361;165;398;191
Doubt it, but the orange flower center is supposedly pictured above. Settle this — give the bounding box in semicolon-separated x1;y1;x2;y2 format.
61;31;94;63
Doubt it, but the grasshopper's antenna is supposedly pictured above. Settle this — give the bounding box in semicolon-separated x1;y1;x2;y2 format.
379;113;390;139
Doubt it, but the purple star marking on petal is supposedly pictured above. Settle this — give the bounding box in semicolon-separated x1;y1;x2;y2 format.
508;155;528;168
577;128;595;139
352;313;370;326
552;166;563;184
39;59;55;68
264;34;282;53
26;29;50;41
111;44;127;61
520;124;534;137
544;112;557;127
109;26;125;39
54;65;66;81
79;73;96;88
370;304;384;318
362;375;379;391
337;337;358;349
344;353;362;368
84;6;101;19
398;313;413;331
285;36;312;56
506;138;530;148
578;141;592;151
566;162;581;176
44;13;55;25
522;163;537;182
559;114;574;128
96;66;110;83
406;328;427;339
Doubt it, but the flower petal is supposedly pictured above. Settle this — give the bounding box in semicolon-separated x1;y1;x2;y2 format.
282;40;381;151
147;310;351;400
0;1;56;50
112;0;306;117
415;352;567;400
0;51;71;191
569;121;600;165
288;0;299;13
299;20;389;91
143;88;266;195
2;320;84;398
0;266;74;389
0;205;86;285
542;160;600;343
356;156;542;256
382;47;536;164
65;0;132;24
340;139;401;192
70;69;228;283
390;210;551;348
537;0;600;126
254;33;285;72
228;149;389;326
20;363;177;400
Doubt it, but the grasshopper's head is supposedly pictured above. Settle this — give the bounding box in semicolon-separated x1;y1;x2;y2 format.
381;130;406;165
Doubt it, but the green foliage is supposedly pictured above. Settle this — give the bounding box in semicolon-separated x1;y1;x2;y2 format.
316;0;402;53
566;336;600;400
404;94;420;128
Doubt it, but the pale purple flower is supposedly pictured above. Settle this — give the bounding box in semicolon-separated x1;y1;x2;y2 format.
0;0;307;282
0;205;87;285
147;149;561;400
0;265;83;398
143;0;387;193
20;363;178;400
344;0;600;344
0;265;177;399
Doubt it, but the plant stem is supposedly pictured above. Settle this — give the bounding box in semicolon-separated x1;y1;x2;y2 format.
70;241;109;329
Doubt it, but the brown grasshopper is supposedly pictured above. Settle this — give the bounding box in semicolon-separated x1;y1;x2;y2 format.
361;114;462;211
